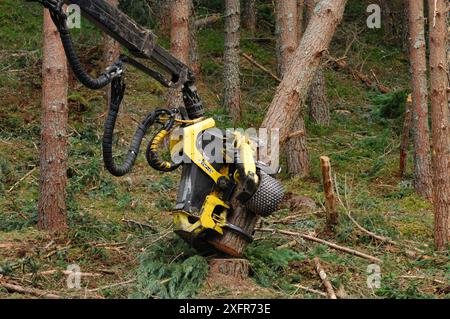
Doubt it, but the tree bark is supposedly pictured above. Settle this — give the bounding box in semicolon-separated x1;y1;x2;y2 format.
276;0;298;77
306;0;330;126
428;0;450;250
189;0;201;77
399;95;413;178
276;0;310;177
167;0;190;108
297;0;305;41
104;0;121;109
242;0;257;36
308;69;330;125
38;9;69;232
223;0;241;123
286;113;310;177
262;0;347;149
408;0;433;198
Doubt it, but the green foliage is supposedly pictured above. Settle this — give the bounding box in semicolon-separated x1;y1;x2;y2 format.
133;237;209;299
370;90;409;120
376;274;435;299
119;0;155;29
245;242;305;289
0;199;38;232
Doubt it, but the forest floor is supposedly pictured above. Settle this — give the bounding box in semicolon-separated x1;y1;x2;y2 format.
0;1;448;299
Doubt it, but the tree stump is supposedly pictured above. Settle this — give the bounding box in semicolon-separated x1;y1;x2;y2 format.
209;200;258;257
320;156;338;227
209;258;250;280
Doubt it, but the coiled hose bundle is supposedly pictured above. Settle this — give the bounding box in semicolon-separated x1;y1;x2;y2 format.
45;2;180;176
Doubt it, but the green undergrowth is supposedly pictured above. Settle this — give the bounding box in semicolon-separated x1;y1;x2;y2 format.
132;236;209;299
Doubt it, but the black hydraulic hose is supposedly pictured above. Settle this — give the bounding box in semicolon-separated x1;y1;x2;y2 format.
48;6;118;90
103;77;154;177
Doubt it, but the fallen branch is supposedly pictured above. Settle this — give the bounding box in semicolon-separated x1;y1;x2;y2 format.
313;257;337;299
334;176;397;246
294;284;327;297
0;281;61;299
241;53;281;82
121;218;158;233
195;14;222;29
255;228;382;264
87;279;136;293
327;56;391;94
7;166;36;193
400;275;445;285
27;270;102;277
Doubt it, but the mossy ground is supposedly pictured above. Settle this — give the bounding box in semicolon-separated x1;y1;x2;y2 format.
0;0;448;299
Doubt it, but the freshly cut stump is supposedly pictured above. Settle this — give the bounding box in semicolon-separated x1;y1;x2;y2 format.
209;200;258;257
209;258;250;280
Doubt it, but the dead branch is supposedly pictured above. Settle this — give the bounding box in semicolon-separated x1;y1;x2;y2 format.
0;281;61;299
400;275;445;285
334;176;398;246
241;52;282;82
327;55;391;94
313;257;337;299
7;166;36;193
27;270;102;277
121;218;158;233
87;279;136;293
277;240;300;250
294;284;327;297
195;14;222;29
255;228;382;264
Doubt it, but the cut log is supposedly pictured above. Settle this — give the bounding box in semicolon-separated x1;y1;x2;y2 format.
209;199;258;257
320;156;338;227
209;258;250;280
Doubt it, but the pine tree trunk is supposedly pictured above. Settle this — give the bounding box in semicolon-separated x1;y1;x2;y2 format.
276;0;298;77
408;0;433;199
104;0;121;109
167;0;190;108
286;113;309;177
307;70;330;125
223;0;241;123
189;0;200;77
276;0;310;177
262;0;347;146
428;0;450;250
242;0;257;36
306;0;330;126
38;9;69;232
297;0;305;41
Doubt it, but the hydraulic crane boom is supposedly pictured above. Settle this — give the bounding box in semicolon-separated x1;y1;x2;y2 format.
61;0;189;82
34;0;204;120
